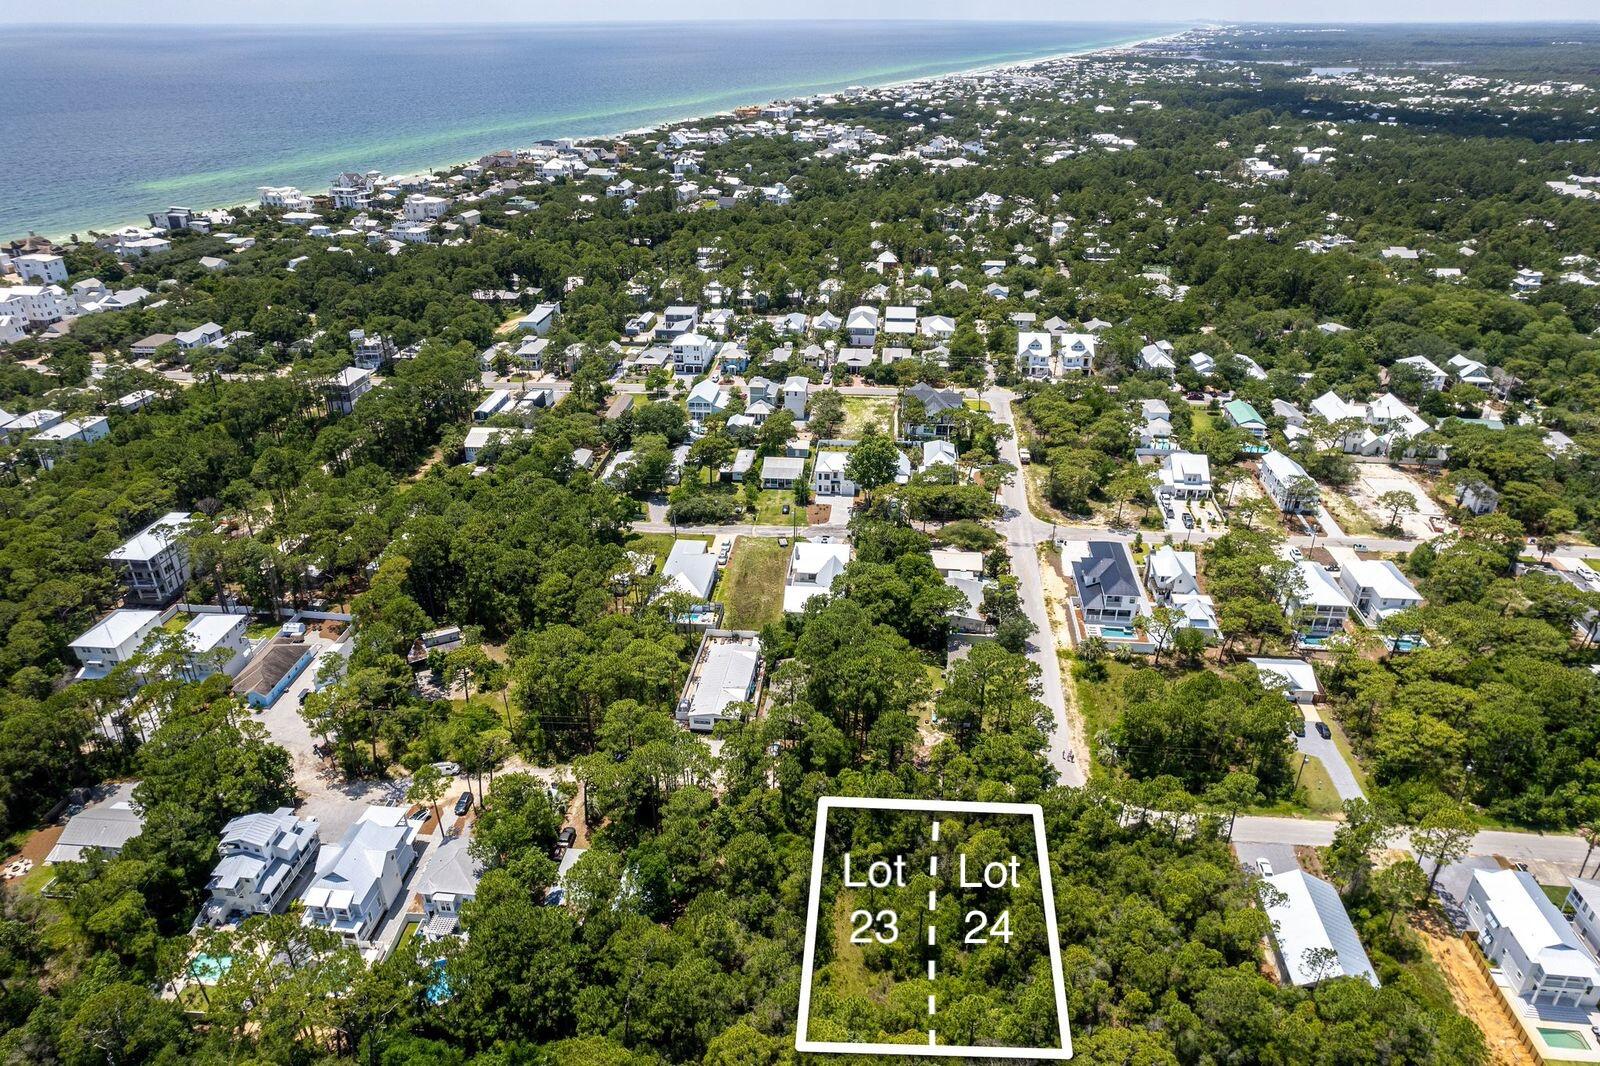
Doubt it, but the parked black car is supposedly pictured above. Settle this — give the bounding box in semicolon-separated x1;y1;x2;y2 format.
454;791;473;816
1315;721;1332;740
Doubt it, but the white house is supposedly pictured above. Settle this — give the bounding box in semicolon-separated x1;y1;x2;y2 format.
671;332;717;373
14;253;67;284
1137;343;1176;374
403;194;450;221
1563;878;1600;956
1261;870;1380;988
1328;548;1423;623
69;609;164;680
176;612;251;680
1394;355;1447;392
516;302;561;336
107;511;193;605
781;375;809;418
1058;333;1096;375
1017;332;1054;379
1249;657;1320;704
884;305;917;335
1447;354;1495;391
175;322;224;350
0;284;77;325
784;542;851;613
921;439;958;472
687;378;728;424
199;808;320;926
1259;449;1319;514
677;635;761;732
1287;561;1352;636
662;539;718;602
812;451;854;497
1467;869;1600;1008
1157;451;1211;500
326;367;374;415
1145;547;1222;640
760;456;805;490
300;805;418;944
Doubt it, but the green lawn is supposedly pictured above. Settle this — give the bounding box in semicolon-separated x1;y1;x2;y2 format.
840;396;896;439
715;537;790;630
1190;410;1215;435
751;488;803;526
1543;883;1573;910
1248;756;1344;817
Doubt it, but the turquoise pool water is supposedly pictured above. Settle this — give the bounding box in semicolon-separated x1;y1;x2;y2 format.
190;953;233;984
1098;626;1138;639
1537;1027;1589;1051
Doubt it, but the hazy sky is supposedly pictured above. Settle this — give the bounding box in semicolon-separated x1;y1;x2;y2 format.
12;2;1600;24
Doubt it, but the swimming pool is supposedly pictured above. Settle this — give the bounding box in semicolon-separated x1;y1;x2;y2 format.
1537;1027;1589;1051
189;953;233;985
1097;626;1138;640
426;958;453;1005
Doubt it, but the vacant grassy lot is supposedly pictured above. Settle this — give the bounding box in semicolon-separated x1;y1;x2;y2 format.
715;536;790;630
839;396;896;439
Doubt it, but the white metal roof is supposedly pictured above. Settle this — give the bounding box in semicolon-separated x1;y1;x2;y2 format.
1263;869;1379;987
107;511;192;562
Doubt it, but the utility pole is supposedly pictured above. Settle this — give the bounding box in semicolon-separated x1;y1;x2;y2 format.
1294;752;1310;789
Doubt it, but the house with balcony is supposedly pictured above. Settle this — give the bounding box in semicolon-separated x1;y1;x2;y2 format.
784;542;851;613
1144;546;1221;640
1467;869;1600;1009
300;805;417;945
671;332;716;373
414;833;484;941
107;511;194;605
1259;449;1319;514
901;382;964;439
1223;399;1268;439
199;808;320;927
1328;547;1423;623
1157;451;1211;500
68;609;163;681
325;367;374;415
1017;332;1054;379
846;306;878;347
1286;561;1353;636
1070;541;1146;628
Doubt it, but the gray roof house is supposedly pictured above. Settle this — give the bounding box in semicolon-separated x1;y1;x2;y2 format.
414;832;484;941
300;805;417;944
199;807;320;926
1071;542;1144;627
45;782;144;865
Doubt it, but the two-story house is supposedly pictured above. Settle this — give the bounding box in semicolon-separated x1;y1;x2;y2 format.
300;805;418;945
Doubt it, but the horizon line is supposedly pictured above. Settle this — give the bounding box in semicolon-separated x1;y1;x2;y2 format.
8;17;1600;28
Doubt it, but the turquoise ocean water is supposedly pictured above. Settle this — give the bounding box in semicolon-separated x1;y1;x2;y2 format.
1;21;1165;239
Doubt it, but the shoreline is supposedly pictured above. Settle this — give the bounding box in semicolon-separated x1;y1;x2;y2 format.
29;26;1191;244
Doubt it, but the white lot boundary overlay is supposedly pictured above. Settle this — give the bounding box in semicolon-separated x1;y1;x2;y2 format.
795;796;1074;1059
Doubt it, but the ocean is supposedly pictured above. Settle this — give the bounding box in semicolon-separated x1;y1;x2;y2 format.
1;21;1166;240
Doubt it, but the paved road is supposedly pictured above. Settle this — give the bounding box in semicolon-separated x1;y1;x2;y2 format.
987;387;1084;786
